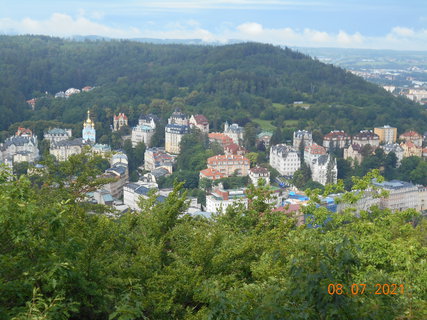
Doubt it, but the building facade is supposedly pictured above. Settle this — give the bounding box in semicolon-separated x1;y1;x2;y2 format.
49;138;88;161
189;114;209;133
131;114;157;147
0;132;39;165
374;125;397;144
82;110;96;143
304;143;327;165
206;184;248;213
269;144;301;176
323;130;351;150
310;155;338;186
165;124;190;154
113;113;128;132
293;130;313;150
144;147;175;173
352;130;380;147
224;122;244;145
206;154;250;177
399;131;423;147
44;128;72;143
249;167;270;186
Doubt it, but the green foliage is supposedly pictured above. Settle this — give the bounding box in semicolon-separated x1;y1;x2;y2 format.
0;160;426;319
0;35;426;138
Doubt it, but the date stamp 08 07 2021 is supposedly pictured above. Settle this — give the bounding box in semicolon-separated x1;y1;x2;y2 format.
328;284;405;296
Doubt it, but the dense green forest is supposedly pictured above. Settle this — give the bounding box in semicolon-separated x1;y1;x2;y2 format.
0;155;426;319
1;35;426;140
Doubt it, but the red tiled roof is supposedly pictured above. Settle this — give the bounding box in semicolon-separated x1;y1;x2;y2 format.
114;113;128;120
250;167;269;174
16;127;33;136
272;204;301;214
209;132;234;146
400;130;421;138
200;168;225;180
193;114;209;125
323;131;350;140
224;143;246;155
305;143;326;155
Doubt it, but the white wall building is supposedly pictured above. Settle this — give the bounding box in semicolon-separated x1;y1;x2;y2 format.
249;167;270;186
123;183;165;211
310;155;338;186
206;185;248;213
293;130;313;150
44;128;72;144
269;144;301;176
49;138;88;161
0;134;39;164
131;114;157;147
224;122;244;145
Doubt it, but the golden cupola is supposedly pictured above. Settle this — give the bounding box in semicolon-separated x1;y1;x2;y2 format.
84;110;94;128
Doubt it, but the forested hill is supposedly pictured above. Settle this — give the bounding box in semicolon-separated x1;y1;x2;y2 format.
1;35;426;135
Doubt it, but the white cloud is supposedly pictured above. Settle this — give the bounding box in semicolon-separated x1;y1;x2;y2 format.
391;26;415;37
237;22;263;35
0;13;142;38
1;14;427;50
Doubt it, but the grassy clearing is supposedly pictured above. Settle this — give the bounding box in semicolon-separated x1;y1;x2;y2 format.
252;118;276;131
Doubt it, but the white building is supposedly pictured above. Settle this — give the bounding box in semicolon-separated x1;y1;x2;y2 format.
44;128;72;144
304;143;326;165
269;144;301;176
113;113;128;132
131;114;157;147
65;88;80;97
352;130;380;147
49;138;89;161
310;155;338;186
165;124;189;154
373;180;427;212
111;152;128;167
249;167;270;186
165;110;190;154
189;114;209;133
103;165;129;199
82;110;96;143
206;184;248;213
144;147;175;172
381;143;404;166
293;130;313;150
224;122;244;145
123;183;165;211
0;134;39;165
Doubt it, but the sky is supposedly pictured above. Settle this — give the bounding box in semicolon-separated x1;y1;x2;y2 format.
1;0;427;50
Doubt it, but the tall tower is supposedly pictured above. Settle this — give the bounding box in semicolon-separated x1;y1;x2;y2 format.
82;110;96;143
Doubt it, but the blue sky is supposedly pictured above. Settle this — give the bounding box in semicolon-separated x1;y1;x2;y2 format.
1;0;427;50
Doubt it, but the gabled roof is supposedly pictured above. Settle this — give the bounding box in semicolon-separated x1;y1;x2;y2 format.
192;114;209;125
323;130;350;140
400;130;421;138
200;168;225;179
305;143;326;155
250;167;269;174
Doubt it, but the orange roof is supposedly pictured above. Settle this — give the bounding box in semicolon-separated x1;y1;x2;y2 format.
200;168;225;180
323;130;350;140
209;132;233;145
400;130;421;138
193;114;209;125
114;113;128;120
16;127;33;136
305;143;326;155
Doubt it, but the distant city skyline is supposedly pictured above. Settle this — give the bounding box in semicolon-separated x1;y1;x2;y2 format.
1;0;427;51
